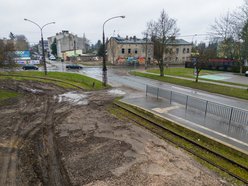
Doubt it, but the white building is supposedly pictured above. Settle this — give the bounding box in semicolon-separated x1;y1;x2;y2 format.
48;30;88;59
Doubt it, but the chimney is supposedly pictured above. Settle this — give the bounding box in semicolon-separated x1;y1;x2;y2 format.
133;35;137;42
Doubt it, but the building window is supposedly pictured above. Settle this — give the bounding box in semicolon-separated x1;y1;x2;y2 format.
187;48;190;53
183;48;186;53
176;48;179;54
122;48;125;54
128;48;131;54
134;49;138;54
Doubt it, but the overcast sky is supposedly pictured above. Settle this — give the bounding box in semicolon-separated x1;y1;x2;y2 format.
0;0;244;45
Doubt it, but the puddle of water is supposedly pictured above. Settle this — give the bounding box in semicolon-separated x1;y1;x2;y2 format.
24;87;44;94
108;89;126;95
57;92;88;105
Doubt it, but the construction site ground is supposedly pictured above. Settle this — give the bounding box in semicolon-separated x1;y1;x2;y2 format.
0;80;230;185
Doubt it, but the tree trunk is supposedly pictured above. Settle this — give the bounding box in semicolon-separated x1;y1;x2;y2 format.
159;59;164;76
240;65;243;74
195;69;200;82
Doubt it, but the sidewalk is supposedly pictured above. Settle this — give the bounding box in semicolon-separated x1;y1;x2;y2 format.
122;95;248;154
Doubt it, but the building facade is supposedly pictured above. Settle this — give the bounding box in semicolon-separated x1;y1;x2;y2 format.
38;40;49;55
106;36;191;65
106;36;153;65
164;39;192;64
47;30;88;59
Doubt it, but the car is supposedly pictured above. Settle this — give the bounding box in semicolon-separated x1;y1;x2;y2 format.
245;71;248;77
22;64;39;70
66;64;83;69
49;55;56;60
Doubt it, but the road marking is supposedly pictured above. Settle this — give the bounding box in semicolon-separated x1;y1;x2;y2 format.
152;106;180;114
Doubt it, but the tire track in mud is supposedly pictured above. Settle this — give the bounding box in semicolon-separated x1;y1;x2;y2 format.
0;93;71;186
0;96;39;186
42;98;71;186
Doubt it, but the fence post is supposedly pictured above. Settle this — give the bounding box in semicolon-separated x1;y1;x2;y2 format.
170;91;172;104
146;85;148;97
185;96;189;110
157;88;159;100
228;107;234;133
204;101;208;119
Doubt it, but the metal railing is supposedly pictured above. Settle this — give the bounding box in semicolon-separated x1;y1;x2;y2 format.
146;85;248;128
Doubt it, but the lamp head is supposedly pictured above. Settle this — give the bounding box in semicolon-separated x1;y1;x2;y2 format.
120;16;125;18
24;18;27;21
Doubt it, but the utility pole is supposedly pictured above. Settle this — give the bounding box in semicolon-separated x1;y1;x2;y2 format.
24;18;55;75
145;32;148;70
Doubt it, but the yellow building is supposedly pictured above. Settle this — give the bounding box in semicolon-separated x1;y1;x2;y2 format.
106;36;191;65
165;38;192;64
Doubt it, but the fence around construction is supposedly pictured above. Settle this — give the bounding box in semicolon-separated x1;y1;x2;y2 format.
146;85;248;128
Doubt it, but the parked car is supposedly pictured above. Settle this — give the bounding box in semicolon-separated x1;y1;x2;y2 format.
22;64;39;70
66;64;83;69
245;71;248;77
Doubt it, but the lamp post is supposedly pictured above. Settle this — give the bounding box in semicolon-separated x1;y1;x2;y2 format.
102;15;125;86
24;18;55;75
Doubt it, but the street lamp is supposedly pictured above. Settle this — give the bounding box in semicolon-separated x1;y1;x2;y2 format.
102;15;125;86
24;18;55;75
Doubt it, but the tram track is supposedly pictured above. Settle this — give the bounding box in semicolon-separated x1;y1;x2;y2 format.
114;101;248;185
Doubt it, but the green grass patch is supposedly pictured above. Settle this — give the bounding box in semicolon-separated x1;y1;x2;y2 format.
131;71;248;100
0;89;19;101
0;71;106;90
0;89;20;106
147;67;248;87
111;100;248;185
0;76;76;89
148;67;217;78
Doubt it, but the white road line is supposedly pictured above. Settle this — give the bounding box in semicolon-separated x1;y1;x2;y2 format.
152;106;181;114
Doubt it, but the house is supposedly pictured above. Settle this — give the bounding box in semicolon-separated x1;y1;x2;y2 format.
106;36;153;65
164;38;192;64
47;31;89;60
106;36;191;65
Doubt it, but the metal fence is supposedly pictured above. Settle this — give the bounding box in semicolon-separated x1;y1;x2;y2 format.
146;85;248;128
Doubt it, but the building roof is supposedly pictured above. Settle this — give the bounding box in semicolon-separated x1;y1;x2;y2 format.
112;36;191;46
167;38;191;45
112;36;152;44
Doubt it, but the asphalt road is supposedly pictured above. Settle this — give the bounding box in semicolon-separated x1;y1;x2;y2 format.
47;62;248;110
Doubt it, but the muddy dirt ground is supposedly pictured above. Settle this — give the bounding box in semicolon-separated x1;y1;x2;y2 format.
0;80;230;186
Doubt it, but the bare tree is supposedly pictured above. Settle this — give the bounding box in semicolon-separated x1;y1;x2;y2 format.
146;9;179;76
234;0;248;72
193;47;207;83
211;11;237;58
0;39;16;69
15;34;29;51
